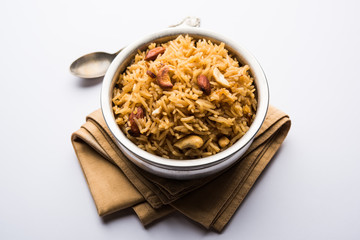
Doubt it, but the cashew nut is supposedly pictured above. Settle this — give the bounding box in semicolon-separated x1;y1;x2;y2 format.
213;67;230;88
218;136;230;148
157;66;173;89
174;135;204;150
145;47;166;61
128;107;145;137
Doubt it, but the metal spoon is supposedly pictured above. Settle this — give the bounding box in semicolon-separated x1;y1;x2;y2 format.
69;17;200;79
70;49;123;79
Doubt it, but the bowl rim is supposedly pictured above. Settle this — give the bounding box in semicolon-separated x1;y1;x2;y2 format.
101;26;269;169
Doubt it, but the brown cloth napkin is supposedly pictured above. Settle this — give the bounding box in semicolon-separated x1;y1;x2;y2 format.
71;105;291;232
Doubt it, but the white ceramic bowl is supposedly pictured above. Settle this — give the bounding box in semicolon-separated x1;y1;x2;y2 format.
101;27;269;180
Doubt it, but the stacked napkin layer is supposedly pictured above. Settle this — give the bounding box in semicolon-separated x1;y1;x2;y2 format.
71;105;291;232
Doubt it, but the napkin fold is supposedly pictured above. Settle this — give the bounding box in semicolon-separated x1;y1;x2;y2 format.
71;105;291;232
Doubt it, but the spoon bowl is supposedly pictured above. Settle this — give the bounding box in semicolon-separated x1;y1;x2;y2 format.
70;50;122;79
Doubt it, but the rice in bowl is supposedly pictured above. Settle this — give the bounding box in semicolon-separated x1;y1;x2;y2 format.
112;35;257;159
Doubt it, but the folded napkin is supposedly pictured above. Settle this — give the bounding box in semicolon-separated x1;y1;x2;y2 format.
71;105;291;232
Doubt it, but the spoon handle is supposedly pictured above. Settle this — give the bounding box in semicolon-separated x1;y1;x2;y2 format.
169;16;201;28
114;48;124;56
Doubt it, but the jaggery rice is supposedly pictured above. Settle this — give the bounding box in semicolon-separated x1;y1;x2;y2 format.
112;35;257;159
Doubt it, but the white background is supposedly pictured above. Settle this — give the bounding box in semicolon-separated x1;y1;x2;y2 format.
1;0;360;239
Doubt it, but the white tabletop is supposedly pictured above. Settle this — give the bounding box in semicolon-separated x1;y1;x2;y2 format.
1;0;360;239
